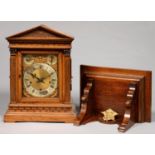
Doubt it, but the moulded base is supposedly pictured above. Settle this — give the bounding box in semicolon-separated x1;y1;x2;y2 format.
4;111;76;123
4;103;76;123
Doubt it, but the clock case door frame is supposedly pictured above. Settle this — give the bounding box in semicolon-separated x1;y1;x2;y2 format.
16;50;65;104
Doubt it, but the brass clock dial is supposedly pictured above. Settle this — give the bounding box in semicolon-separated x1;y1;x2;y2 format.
23;55;58;98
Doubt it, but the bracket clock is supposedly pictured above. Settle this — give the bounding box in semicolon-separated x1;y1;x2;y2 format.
4;25;75;123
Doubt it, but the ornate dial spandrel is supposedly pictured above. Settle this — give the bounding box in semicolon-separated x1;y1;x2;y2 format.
22;54;58;98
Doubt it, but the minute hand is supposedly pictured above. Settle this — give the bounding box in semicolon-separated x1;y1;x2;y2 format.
30;73;42;82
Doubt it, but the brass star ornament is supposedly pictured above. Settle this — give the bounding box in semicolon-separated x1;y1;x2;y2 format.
101;108;118;122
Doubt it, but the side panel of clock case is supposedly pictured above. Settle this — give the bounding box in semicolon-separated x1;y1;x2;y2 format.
10;52;17;104
63;53;72;103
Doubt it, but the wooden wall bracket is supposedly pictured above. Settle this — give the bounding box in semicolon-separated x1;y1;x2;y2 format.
118;83;136;132
74;79;94;125
75;65;152;133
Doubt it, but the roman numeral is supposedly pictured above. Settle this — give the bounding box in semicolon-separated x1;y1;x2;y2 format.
27;84;31;88
50;85;54;88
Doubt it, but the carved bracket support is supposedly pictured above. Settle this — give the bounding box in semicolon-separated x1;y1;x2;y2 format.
74;79;94;125
118;83;136;132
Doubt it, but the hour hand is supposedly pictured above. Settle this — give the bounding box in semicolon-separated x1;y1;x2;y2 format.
29;73;35;78
29;73;37;79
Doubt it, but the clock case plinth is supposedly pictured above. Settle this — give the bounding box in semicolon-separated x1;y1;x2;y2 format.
4;25;75;123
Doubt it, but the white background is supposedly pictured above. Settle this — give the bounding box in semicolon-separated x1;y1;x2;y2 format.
0;1;155;155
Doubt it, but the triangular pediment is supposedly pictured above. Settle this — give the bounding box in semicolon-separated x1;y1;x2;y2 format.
7;25;74;41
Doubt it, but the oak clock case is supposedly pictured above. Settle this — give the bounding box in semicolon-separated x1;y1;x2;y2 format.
4;25;75;123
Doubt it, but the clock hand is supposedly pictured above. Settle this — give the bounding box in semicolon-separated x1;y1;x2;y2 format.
37;78;45;83
34;74;46;83
29;73;42;82
29;73;36;78
35;75;45;83
29;72;52;83
36;73;53;84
